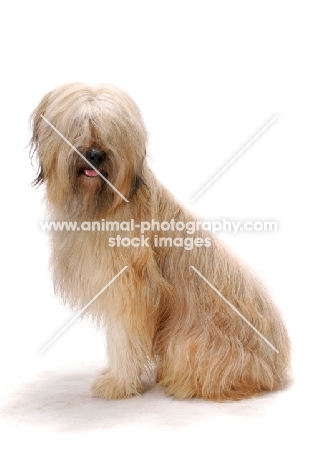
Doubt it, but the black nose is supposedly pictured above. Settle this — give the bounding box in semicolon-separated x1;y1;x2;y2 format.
85;148;106;167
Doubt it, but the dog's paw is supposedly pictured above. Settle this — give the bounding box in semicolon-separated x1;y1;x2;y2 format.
90;369;142;399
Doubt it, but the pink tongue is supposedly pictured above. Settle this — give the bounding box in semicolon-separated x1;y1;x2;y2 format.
84;169;99;177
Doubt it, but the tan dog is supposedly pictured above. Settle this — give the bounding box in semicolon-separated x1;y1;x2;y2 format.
30;83;291;400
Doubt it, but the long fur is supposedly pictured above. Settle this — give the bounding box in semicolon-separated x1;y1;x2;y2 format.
30;83;291;400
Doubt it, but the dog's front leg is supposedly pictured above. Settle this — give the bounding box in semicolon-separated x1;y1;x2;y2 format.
90;314;151;399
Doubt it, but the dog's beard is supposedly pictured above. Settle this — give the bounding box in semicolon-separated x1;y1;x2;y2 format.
64;155;116;219
44;151;143;220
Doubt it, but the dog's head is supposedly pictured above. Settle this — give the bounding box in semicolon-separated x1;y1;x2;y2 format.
30;83;147;217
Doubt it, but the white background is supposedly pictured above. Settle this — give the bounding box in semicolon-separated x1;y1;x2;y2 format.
0;1;311;466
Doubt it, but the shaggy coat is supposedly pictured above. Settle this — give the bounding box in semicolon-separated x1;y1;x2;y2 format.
31;83;291;400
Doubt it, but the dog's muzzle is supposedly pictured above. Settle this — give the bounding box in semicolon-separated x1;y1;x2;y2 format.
83;147;107;177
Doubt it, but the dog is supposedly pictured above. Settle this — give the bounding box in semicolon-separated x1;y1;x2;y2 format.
30;83;291;400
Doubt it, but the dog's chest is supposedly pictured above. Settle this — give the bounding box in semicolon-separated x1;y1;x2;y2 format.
51;230;115;303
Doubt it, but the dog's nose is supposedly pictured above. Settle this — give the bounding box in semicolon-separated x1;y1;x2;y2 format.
85;148;106;167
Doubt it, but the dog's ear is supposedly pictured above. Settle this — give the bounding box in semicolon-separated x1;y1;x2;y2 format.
29;91;53;187
30;90;53;151
31;165;44;187
129;174;143;199
128;150;150;199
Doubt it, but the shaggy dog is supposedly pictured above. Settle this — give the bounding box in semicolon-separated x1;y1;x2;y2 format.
30;83;290;400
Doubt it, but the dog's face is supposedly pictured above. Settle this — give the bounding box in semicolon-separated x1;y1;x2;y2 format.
30;83;147;217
